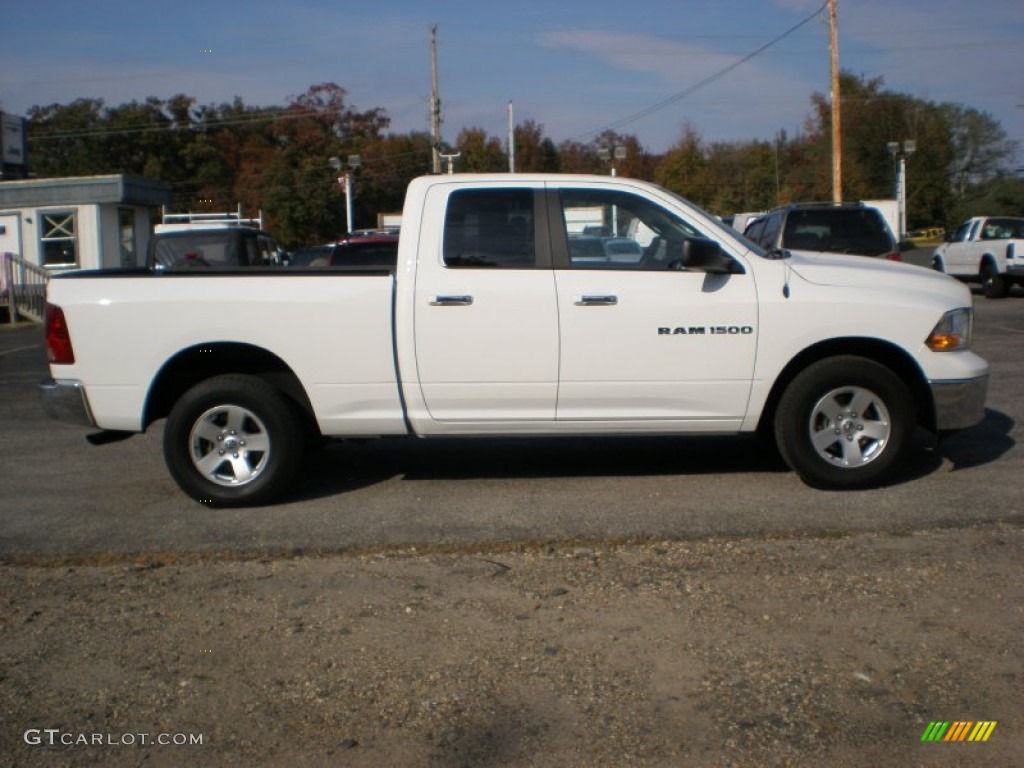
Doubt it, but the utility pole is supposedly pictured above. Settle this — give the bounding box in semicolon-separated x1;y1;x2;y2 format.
429;25;442;174
829;0;842;203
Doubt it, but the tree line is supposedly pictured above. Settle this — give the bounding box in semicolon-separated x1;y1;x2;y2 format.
23;73;1022;249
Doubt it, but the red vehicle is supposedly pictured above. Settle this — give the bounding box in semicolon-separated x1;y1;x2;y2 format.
329;234;399;268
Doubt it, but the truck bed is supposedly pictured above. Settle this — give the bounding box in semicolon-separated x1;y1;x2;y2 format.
46;269;406;436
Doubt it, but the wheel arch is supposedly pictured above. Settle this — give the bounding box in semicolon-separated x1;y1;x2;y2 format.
757;338;935;436
144;342;318;434
978;252;1000;274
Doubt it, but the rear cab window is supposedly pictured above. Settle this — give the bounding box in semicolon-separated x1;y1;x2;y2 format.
151;230;283;269
152;232;240;269
782;209;893;256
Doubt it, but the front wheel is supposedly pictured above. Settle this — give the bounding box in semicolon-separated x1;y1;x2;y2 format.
774;357;914;490
164;374;305;506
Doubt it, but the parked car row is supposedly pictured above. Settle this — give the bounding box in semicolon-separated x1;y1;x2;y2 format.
155;202;1022;305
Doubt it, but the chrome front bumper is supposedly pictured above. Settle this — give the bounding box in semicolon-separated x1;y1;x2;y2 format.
39;378;96;427
929;375;989;432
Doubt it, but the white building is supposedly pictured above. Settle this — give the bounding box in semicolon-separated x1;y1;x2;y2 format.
0;175;171;271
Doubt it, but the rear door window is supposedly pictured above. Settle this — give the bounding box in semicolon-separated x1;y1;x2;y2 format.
443;189;537;268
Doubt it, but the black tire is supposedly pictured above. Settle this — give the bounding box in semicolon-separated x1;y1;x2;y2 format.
931;254;944;272
163;374;305;506
774;356;914;490
981;262;1009;299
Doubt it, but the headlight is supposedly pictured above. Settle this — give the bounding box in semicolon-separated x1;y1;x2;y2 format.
925;308;972;351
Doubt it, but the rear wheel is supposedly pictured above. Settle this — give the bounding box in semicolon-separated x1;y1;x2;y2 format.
164;374;304;506
981;262;1009;298
775;356;914;489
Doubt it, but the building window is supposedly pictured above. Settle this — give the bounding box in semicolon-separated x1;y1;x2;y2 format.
41;211;78;268
119;208;136;267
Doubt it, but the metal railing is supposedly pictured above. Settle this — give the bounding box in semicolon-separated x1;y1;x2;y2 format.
2;253;50;325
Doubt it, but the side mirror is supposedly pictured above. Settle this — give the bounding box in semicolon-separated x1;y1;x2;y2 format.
682;238;744;275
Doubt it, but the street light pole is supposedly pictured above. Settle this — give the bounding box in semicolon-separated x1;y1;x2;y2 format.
439;152;461;174
597;144;627;176
887;140;916;239
332;155;362;235
343;172;354;234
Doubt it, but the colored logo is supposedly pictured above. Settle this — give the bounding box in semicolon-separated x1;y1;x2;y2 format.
921;721;997;742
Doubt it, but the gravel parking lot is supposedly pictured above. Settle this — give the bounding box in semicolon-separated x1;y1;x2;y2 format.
1;281;1022;766
1;526;1020;767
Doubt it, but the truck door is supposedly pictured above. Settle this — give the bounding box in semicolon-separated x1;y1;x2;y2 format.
412;186;559;422
548;185;757;428
944;220;975;273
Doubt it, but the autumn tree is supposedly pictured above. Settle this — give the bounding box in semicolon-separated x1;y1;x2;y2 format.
455;127;507;172
702;139;780;214
655;124;712;207
513;120;560;172
556;139;603;174
21;75;1017;239
253;83;393;245
942;104;1016;197
802;72;1014;228
26;98;108;177
354;132;434;229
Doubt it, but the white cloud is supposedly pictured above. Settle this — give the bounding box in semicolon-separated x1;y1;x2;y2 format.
538;29;738;83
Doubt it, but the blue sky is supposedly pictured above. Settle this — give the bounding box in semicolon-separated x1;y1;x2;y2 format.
2;0;1022;157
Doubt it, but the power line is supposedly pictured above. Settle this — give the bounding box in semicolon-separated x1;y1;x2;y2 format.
575;0;830;140
26;108;347;142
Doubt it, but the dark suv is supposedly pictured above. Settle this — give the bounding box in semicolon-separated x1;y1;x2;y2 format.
743;203;901;260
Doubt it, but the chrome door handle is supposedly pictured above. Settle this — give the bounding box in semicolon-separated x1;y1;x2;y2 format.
430;295;474;306
575;295;618;306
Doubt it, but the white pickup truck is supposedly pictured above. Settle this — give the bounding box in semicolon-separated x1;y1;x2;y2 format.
932;216;1024;298
40;174;989;505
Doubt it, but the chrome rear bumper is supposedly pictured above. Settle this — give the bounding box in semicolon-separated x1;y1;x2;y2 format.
39;378;96;427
